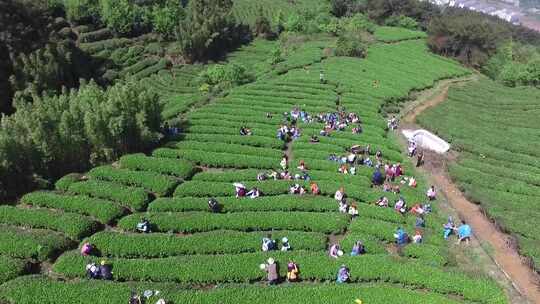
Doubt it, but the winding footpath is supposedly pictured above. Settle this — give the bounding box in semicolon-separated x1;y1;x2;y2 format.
399;75;540;304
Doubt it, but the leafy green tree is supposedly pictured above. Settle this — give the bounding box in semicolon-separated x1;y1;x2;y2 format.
385;15;418;30
499;63;527;87
427;11;511;67
9;40;93;103
99;0;148;35
253;6;273;38
0;78;163;199
330;0;366;17
524;58;540;86
152;0;184;40
198;63;253;88
335;34;368;58
175;0;245;62
63;0;100;23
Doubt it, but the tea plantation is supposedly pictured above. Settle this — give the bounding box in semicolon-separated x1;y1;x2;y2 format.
418;79;540;272
0;30;510;303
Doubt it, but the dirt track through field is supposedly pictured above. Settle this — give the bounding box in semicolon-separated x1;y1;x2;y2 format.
400;77;540;304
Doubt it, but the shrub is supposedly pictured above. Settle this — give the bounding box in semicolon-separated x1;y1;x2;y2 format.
335;35;368;58
0;276;482;304
0;206;99;239
52;251;506;303
21;191;125;224
119;154;196;179
118;211;349;234
385;15;418;30
55;173;83;191
198;63;254;88
153;148;279;169
0;225;73;260
67;180;149;211
86;230;326;258
149;195;338;213
88;166;180;197
0;257;27;284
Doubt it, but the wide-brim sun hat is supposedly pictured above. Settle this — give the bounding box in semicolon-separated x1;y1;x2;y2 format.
337;250;344;257
282;237;288;243
259;263;267;270
267;258;275;264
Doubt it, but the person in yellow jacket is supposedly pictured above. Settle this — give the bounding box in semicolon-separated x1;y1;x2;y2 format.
286;260;299;282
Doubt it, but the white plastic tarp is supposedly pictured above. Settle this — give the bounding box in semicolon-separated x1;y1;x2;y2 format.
402;129;450;154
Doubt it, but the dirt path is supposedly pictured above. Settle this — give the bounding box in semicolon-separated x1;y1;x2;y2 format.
400;77;540;304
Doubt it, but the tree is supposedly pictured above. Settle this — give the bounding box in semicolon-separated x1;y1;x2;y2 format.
152;0;184;40
0;78;163;199
99;0;148;35
9;40;94;104
330;0;366;18
427;10;511;67
253;6;273;38
0;0;53;114
335;34;368;58
175;0;248;62
385;15;418;30
63;0;101;23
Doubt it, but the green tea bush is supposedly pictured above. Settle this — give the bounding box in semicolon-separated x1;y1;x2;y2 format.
0;257;27;284
54;173;83;191
0;225;73;260
118;211;349;234
67;180;149;211
153;148;279;169
119;154;196;179
0;276;472;304
21;191;124;224
86;230;326;258
149;195;338;213
88;166;180;197
0;206;99;239
52;252;505;303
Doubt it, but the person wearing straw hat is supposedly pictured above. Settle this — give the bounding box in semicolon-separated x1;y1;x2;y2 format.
263;258;279;285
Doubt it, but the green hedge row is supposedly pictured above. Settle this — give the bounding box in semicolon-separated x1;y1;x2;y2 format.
118;211;349;234
190;168;371;184
149;195;337;213
185;125;276;138
0;276;470;304
0;256;27;284
0;206;99;240
79;28;112;43
402;244;448;267
79;38;131;55
0;225;73;261
52;252;505;303
189;112;282;126
21;191;124;224
171;180;419;206
54;173;83;191
166;140;282;158
175;133;284;149
88;166;180;197
68;180;149;211
148;195;404;224
86;230;326;258
119;154;196;179
153;148;279;169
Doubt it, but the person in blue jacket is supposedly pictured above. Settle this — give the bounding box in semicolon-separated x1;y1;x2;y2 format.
456;221;472;245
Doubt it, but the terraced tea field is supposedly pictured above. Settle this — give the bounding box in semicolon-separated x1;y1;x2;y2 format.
418;79;540;272
0;32;512;303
